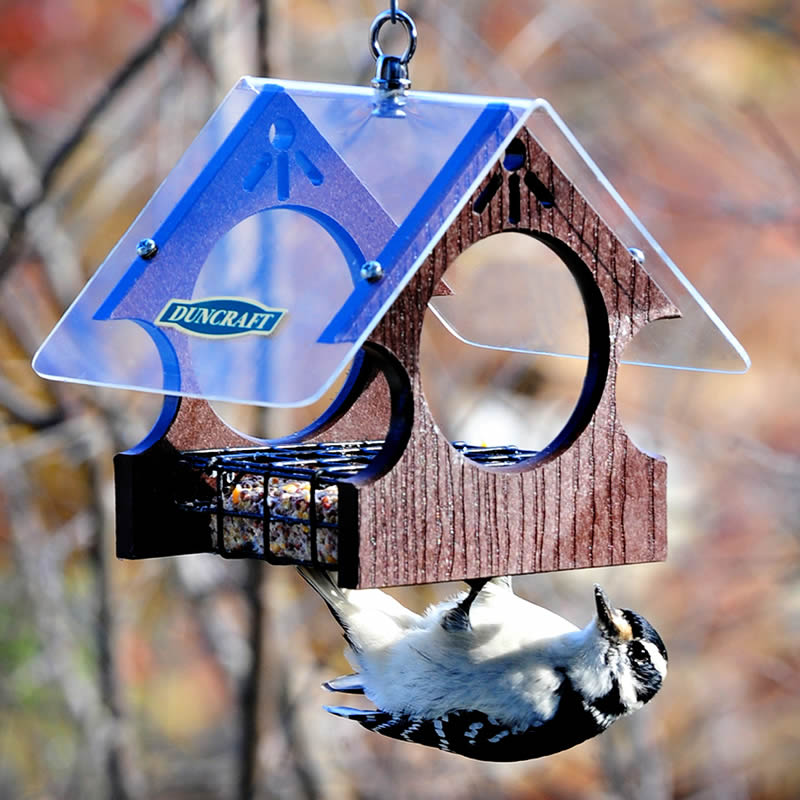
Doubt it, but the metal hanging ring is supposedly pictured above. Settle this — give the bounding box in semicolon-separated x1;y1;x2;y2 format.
369;8;417;65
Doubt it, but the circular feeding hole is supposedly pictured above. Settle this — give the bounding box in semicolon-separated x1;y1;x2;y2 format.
207;343;412;487
191;208;357;407
422;231;607;467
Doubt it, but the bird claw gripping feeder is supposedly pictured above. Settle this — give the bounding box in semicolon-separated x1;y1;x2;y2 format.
33;7;747;589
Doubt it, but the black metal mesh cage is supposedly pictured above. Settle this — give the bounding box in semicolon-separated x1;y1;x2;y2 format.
178;441;380;568
178;440;537;568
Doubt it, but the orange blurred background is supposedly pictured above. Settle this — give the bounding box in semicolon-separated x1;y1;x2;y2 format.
0;1;798;798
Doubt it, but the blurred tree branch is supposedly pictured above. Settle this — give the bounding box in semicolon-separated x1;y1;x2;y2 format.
0;0;202;285
88;453;146;800
2;428;122;794
239;563;265;800
0;96;85;308
0;373;62;429
257;0;271;77
238;8;270;797
0;5;213;796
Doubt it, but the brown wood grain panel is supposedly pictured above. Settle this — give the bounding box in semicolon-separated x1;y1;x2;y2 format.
165;398;253;450
344;126;680;587
151;125;679;589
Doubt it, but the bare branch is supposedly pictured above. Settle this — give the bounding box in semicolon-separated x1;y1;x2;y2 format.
0;96;85;306
0;372;63;429
87;454;147;800
238;562;266;800
0;0;201;285
257;0;271;76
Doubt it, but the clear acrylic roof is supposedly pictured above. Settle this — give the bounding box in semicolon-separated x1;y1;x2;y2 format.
33;79;748;409
33;78;535;406
429;100;750;374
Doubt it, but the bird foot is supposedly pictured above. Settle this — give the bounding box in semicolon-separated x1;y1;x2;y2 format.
441;578;490;632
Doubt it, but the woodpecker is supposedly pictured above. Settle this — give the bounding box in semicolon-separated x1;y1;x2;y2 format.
298;569;667;761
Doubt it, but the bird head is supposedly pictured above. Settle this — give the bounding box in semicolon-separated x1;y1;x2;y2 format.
588;585;668;711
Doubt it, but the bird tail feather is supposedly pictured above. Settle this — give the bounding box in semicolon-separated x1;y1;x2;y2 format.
323;673;365;694
296;567;356;648
297;567;424;658
323;705;376;720
296;566;347;610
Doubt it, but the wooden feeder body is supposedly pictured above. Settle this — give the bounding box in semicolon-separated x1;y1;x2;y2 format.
338;127;679;586
35;79;687;588
115;122;678;588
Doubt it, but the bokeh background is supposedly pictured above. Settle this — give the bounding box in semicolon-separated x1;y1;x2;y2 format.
1;1;798;798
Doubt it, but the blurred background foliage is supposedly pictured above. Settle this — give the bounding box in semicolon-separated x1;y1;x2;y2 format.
0;0;798;798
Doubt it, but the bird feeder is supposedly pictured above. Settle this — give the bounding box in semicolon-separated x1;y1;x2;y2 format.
33;67;748;588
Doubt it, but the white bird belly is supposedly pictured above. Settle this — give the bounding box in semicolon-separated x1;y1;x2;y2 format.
353;597;579;723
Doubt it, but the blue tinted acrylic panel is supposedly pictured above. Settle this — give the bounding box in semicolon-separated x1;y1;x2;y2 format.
33;79;748;410
33;78;535;406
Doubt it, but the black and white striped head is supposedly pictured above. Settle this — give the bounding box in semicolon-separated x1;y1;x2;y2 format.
589;585;668;716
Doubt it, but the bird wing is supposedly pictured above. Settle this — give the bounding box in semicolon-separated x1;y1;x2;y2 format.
325;684;605;762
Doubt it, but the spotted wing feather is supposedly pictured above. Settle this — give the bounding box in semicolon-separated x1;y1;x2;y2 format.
324;673;609;762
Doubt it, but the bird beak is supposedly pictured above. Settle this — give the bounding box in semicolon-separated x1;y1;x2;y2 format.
594;585;633;641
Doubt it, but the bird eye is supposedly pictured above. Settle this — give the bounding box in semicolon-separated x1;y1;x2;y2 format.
628;642;650;663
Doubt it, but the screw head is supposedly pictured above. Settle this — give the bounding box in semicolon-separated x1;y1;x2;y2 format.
136;238;158;259
360;260;384;283
628;247;646;265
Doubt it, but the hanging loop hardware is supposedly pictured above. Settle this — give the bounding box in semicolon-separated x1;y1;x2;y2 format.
369;8;416;115
370;8;417;65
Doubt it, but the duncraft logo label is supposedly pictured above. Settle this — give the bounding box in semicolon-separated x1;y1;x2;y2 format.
155;297;287;338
